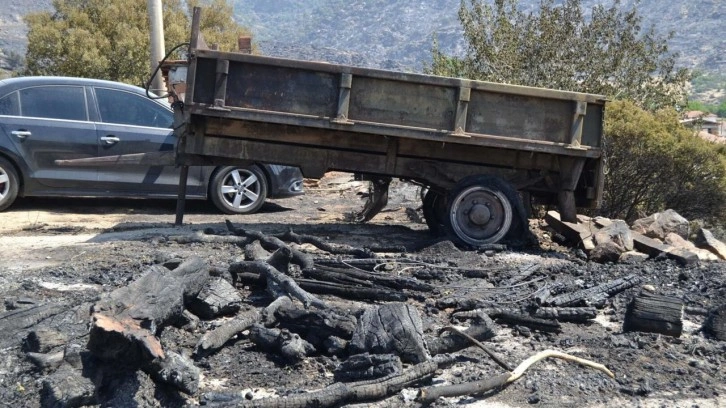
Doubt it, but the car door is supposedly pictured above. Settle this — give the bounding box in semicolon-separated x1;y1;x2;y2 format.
0;85;98;190
93;86;205;196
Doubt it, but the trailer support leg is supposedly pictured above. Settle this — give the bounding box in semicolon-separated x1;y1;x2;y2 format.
175;165;189;226
558;190;577;223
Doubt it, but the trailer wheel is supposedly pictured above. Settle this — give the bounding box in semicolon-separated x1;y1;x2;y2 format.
445;176;518;246
210;165;268;214
0;157;19;212
422;188;447;236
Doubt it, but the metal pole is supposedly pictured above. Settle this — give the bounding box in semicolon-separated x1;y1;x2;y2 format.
147;0;165;95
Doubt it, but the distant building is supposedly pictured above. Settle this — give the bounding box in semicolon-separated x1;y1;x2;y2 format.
681;111;725;140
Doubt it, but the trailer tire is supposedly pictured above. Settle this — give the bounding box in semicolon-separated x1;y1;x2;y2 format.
445;175;523;246
0;157;19;212
210;165;268;215
422;188;447;236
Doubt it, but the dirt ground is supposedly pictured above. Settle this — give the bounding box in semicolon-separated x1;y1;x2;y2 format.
0;173;724;408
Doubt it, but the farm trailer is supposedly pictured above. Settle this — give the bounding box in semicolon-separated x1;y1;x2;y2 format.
168;8;607;246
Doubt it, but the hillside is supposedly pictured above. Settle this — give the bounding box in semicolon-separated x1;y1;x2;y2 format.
1;0;724;95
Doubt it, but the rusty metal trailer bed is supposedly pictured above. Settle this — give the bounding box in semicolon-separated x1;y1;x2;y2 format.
169;8;607;246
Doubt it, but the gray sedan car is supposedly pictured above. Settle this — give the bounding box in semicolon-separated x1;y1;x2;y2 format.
0;76;304;213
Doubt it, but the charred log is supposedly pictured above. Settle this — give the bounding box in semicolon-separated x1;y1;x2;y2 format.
225;220;314;270
349;303;429;364
304;265;433;292
275;229;376;258
546;274;640;307
233;271;408;302
704;304;726;341
334;353;403;382
195;310;261;356
533;307;597;323
272;301;359;349
248;324;316;364
232;258;327;309
623;292;684;337
427;316;497;356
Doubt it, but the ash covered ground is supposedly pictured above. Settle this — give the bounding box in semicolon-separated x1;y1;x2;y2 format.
0;173;724;407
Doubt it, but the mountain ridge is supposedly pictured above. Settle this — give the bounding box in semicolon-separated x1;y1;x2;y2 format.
2;0;724;96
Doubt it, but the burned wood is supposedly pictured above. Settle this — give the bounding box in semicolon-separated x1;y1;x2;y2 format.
234;271;408;302
225;220;314;269
436;296;493;311
417;349;614;404
489;310;561;333
623;292;684;337
427;316;497;356
188;277;242;320
304;265;434;292
23;329;68;353
248;324;316;363
41;363;97;408
546;274;640;307
272;302;358;347
26;351;64;371
704;304;726;341
274;229;376;258
334;353;402;382
92;258;210;334
350;303;429;364
195;310;261;356
205;355;449;407
232;260;327;309
146;351;200;395
502;263;541;286
0;302;71;346
169;230;250;245
439;326;513;371
533;282;570;305
533;306;597;322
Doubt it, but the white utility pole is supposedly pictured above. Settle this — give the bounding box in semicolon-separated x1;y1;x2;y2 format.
147;0;166;95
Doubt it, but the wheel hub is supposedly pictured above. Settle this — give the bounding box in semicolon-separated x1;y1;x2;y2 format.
468;203;491;225
449;185;513;246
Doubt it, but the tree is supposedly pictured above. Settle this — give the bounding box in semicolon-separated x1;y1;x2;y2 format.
23;0;250;87
602;100;726;222
428;0;690;110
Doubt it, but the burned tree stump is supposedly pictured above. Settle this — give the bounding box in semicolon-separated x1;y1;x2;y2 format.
349;303;429;364
623;292;683;337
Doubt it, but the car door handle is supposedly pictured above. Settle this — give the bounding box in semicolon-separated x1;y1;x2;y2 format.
11;130;31;140
100;136;120;145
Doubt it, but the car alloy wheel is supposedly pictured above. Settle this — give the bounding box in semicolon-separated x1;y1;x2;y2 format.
210;165;268;214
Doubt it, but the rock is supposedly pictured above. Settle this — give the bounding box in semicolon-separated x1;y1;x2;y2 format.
619;250;650;264
631;209;689;241
594;219;634;251
665;232;719;261
694;228;726;260
41;363;97;408
590;241;623;263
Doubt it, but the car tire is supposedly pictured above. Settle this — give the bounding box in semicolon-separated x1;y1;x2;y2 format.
0;157;19;212
210;165;268;214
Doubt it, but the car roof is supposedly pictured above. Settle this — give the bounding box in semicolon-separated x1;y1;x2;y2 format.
0;76;170;107
0;76;150;95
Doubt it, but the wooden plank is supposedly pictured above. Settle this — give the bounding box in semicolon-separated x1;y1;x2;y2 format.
544;211;595;250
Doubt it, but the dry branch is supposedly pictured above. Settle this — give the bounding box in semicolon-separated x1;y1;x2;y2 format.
195;310;261;356
417;349;614;403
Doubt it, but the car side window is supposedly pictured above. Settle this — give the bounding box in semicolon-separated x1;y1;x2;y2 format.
95;88;173;128
0;92;20;116
19;86;87;120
